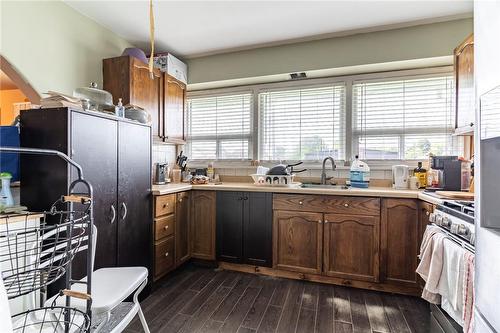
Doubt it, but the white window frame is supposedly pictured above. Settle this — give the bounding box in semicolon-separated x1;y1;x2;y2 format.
186;66;455;169
186;89;254;161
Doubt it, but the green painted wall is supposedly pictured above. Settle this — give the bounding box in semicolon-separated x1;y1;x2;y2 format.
0;1;133;96
187;18;473;84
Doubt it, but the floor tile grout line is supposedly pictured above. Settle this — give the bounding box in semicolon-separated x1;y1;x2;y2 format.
394;295;413;333
235;285;263;333
220;275;256;325
293;282;306;333
274;281;292;333
254;285;278;332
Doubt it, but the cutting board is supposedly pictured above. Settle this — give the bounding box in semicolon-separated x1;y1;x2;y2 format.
435;191;475;200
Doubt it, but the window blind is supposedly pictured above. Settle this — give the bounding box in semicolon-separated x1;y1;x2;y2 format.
186;93;252;160
353;75;457;159
259;85;346;161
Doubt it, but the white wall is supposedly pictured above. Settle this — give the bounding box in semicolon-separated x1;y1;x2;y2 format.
187;18;472;87
0;1;133;96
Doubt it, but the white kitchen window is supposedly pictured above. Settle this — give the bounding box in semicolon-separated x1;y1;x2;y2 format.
259;84;346;161
186;93;253;160
352;75;457;160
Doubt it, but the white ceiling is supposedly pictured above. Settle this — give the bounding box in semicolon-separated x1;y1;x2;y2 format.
65;0;473;58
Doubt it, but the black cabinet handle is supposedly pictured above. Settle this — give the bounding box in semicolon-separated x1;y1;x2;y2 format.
243;196;248;200
237;197;243;201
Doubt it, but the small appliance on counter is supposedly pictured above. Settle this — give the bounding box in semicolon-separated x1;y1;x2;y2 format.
154;163;170;185
426;156;470;191
392;165;409;189
350;155;370;188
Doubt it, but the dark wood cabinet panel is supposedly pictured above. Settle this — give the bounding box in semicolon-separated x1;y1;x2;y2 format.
381;198;419;286
216;191;244;263
175;191;190;266
164;75;186;143
273;194;380;216
71;112;119;272
243;192;273;267
323;214;380;282
117;121;152;269
454;34;475;132
216;192;273;267
191;191;216;260
155;215;175;240
273;210;323;274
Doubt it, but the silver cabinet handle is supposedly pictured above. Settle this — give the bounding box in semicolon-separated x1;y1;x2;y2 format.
121;202;128;221
165;252;169;257
110;204;116;224
344;203;349;207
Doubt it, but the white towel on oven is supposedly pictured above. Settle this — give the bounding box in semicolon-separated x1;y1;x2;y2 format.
438;238;465;325
417;229;446;304
0;275;13;333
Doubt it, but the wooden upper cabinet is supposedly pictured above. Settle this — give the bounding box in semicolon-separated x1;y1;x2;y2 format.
175;191;191;266
191;191;216;260
381;198;419;286
164;75;186;143
454;34;474;134
323;214;380;282
103;56;163;139
273;210;323;274
103;56;187;142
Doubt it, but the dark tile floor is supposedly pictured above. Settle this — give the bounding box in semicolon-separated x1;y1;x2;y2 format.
125;265;430;333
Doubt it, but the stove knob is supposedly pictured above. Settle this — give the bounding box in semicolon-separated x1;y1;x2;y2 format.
457;224;470;236
442;216;452;227
470;233;476;245
435;214;443;225
429;212;436;223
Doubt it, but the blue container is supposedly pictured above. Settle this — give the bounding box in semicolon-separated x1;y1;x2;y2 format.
0;126;20;182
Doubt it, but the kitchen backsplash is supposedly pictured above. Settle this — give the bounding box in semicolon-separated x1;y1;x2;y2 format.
152;143;177;166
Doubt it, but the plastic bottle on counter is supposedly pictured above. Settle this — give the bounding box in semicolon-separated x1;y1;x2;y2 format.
414;162;427;189
207;161;214;180
0;172;14;211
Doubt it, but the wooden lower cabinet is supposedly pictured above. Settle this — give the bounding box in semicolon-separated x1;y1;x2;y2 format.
381;198;420;286
175;191;190;266
155;236;175;279
191;191;216;260
323;214;380;282
273;210;323;274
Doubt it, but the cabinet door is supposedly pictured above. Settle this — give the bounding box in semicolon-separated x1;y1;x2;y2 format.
164;75;186;143
130;58;163;139
381;199;419;286
323;214;379;282
191;191;216;260
455;34;475;131
244;192;273;267
216;191;244;263
419;201;434;245
117;121;152;270
71;111;118;274
175;191;191;266
273;210;323;274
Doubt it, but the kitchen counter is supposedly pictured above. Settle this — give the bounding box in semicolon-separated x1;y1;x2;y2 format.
152;182;444;204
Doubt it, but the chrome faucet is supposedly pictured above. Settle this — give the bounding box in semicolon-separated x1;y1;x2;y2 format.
321;157;336;185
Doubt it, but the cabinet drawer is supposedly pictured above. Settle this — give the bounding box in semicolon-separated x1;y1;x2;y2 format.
273;194;380;216
155;194;175;217
155;236;175;278
155;214;175;240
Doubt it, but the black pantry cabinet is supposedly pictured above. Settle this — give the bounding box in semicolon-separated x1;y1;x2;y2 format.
20;108;152;282
216;191;272;267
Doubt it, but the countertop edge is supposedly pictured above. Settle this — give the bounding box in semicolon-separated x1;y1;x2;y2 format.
152;183;445;205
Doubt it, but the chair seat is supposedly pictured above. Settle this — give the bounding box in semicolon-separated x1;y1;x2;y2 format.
45;267;148;315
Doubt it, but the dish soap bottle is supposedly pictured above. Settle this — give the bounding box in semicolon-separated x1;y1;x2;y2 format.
350;155;370;188
0;172;14;211
115;98;125;117
414;162;427;189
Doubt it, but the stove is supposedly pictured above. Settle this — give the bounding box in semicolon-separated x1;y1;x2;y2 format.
430;199;476;246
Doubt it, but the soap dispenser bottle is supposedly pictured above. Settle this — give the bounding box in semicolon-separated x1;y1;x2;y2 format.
0;172;14;211
115;98;125;117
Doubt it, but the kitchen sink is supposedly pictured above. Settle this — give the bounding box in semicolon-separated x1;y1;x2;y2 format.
300;183;349;190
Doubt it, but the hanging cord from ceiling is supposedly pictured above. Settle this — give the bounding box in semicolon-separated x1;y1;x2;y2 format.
149;0;155;79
